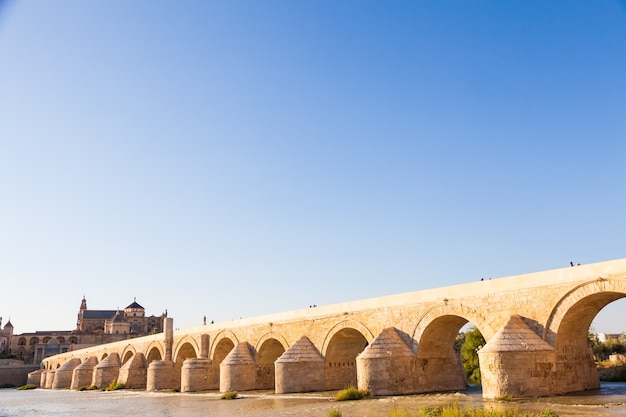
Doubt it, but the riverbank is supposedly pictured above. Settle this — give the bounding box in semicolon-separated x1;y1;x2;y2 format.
2;383;626;417
598;362;626;381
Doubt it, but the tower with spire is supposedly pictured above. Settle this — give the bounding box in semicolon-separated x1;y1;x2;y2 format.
0;317;13;355
77;295;88;328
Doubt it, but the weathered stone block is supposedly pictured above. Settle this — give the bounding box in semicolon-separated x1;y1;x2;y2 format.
220;342;256;392
181;358;213;392
92;353;121;389
147;360;176;391
71;356;98;389
357;327;420;396
275;336;324;393
480;315;556;399
118;353;147;389
27;369;43;387
52;358;81;389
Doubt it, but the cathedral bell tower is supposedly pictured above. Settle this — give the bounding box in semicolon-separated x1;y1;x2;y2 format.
77;295;88;330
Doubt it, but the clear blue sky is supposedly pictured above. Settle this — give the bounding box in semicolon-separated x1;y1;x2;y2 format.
1;1;625;334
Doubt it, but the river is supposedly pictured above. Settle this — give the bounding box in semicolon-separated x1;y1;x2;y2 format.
2;383;626;416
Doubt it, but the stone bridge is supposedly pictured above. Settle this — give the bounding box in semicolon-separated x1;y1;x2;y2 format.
36;258;626;398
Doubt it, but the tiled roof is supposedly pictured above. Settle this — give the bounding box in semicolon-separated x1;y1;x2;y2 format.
82;310;116;319
125;301;144;310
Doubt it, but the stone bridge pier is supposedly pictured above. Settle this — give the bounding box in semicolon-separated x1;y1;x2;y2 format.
37;258;626;399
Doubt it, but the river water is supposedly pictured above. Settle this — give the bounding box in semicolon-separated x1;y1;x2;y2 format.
2;383;626;417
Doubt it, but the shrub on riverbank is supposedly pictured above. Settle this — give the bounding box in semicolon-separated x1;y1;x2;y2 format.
221;391;238;400
16;384;35;390
335;386;369;401
103;381;125;391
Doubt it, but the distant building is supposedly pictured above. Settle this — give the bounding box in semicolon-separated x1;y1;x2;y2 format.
0;317;14;355
76;296;164;335
6;296;167;364
597;333;621;343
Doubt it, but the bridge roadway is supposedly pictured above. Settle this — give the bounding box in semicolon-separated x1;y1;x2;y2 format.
35;258;626;398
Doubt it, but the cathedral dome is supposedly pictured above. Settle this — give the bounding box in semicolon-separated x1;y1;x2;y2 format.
125;299;144;310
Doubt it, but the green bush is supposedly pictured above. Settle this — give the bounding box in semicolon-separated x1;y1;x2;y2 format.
16;384;36;390
460;327;486;385
0;353;18;359
103;380;125;391
221;391;238;400
413;406;441;417
334;386;369;401
389;408;419;417
327;409;342;417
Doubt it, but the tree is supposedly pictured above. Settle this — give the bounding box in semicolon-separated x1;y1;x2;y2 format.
589;332;626;361
460;327;485;385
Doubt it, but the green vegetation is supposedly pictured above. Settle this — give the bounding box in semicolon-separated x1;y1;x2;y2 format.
221;391;238;399
494;395;513;401
588;332;626;361
0;353;18;359
329;404;559;417
102;380;125;391
588;331;626;381
460;327;486;385
16;384;36;390
334;386;369;401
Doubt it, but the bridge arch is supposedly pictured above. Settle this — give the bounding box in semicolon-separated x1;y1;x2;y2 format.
544;277;626;345
210;330;238;365
255;332;288;389
173;338;199;388
173;336;200;363
412;302;494;347
322;319;373;390
542;277;626;393
255;331;289;353
321;319;375;357
411;302;493;390
145;342;164;364
121;345;136;364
